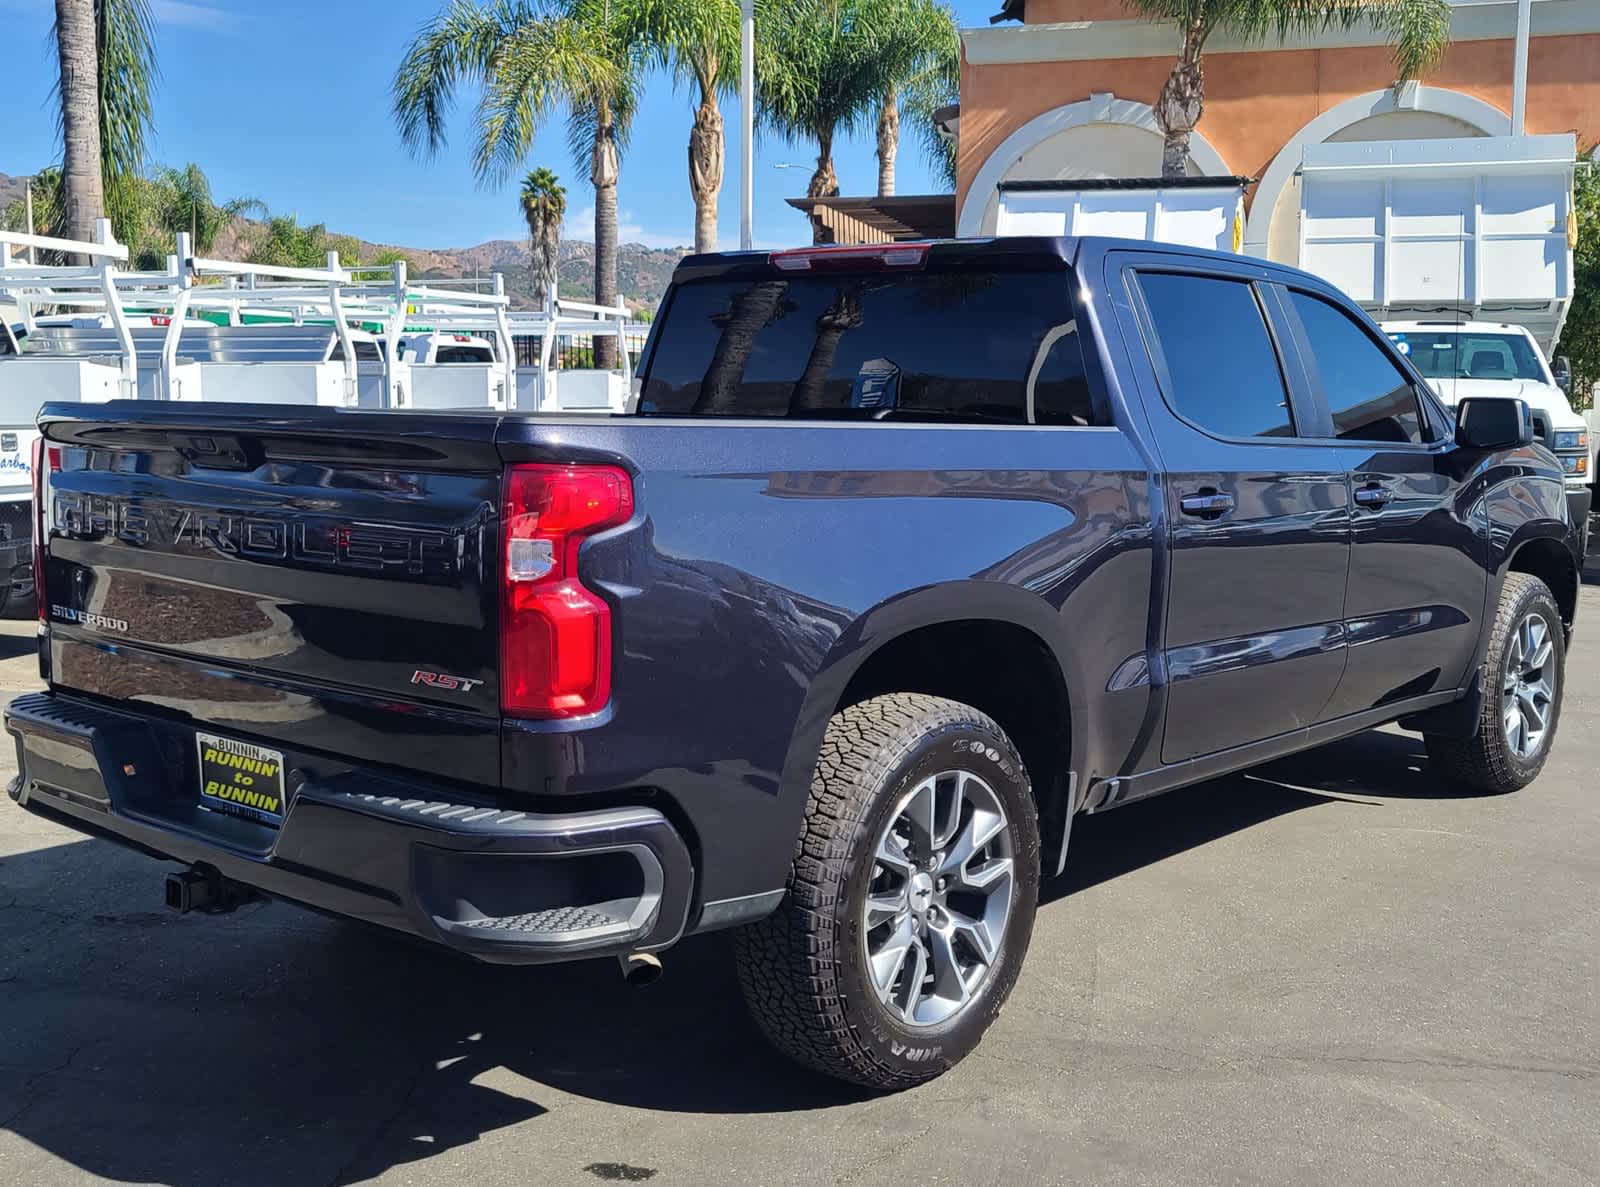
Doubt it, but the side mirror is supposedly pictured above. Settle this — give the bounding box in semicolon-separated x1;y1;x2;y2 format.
1456;397;1534;451
1552;355;1573;394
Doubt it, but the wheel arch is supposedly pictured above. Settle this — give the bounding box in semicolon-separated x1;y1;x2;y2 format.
775;582;1082;877
1503;532;1579;629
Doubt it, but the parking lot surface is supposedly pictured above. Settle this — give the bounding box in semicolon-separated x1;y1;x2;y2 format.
1;575;1597;1186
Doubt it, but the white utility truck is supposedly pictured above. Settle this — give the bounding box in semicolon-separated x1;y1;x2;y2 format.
1384;320;1591;548
1298;136;1577;357
0;306;36;612
0;224;642;616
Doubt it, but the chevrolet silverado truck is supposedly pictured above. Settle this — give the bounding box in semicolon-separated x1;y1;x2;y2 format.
6;238;1581;1091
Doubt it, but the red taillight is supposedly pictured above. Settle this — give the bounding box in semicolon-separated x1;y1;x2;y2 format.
31;437;55;625
500;463;633;719
769;243;929;272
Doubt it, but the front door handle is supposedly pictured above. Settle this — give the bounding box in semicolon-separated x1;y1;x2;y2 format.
1179;490;1236;517
1354;484;1392;508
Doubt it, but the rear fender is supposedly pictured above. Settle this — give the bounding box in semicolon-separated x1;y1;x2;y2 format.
769;581;1082;869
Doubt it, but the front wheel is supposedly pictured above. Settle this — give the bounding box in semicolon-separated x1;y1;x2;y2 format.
1425;572;1565;794
735;693;1041;1091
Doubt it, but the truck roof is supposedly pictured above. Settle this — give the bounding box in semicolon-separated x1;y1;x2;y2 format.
670;236;1319;287
1380;320;1539;336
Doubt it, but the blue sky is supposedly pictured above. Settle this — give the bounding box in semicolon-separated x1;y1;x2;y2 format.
0;0;995;252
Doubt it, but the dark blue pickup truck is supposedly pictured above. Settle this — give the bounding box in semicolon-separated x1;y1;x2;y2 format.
6;237;1580;1090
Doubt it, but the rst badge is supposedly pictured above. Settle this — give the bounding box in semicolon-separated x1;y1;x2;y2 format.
411;670;484;694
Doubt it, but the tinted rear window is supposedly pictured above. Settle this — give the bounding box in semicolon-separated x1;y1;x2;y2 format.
639;271;1099;424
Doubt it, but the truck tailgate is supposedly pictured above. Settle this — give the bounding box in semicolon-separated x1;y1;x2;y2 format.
38;403;504;789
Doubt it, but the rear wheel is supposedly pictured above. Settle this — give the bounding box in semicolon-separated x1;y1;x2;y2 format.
1425;572;1565;794
735;693;1040;1091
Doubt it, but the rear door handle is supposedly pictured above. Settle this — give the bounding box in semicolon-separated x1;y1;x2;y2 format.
1179;490;1235;517
1354;484;1392;508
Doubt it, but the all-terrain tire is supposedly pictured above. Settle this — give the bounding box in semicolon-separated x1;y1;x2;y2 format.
1425;572;1565;794
735;693;1041;1091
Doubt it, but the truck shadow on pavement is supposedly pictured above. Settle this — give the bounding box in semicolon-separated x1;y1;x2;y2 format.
0;726;1496;1185
0;629;36;662
1048;728;1493;906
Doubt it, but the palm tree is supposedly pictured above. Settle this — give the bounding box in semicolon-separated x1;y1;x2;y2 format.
520;168;567;308
53;0;105;249
393;0;635;368
871;0;958;198
758;0;886;206
1130;0;1452;179
623;0;741;253
51;0;158;247
759;0;953;238
154;164;266;254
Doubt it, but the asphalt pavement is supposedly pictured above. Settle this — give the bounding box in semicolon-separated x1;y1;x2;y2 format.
1;574;1596;1185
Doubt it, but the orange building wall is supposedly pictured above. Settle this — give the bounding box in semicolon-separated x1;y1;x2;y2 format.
956;34;1600;217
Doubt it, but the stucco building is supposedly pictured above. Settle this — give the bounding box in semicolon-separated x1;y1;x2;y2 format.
955;0;1598;264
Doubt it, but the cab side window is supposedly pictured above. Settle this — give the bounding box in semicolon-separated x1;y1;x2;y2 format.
1289;290;1427;445
1136;271;1295;439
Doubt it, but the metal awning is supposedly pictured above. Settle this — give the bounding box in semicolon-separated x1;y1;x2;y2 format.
785;194;958;245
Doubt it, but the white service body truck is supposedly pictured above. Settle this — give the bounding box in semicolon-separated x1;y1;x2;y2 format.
0;308;45;613
1385;319;1591;550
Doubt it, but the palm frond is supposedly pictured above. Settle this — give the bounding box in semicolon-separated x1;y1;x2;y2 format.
392;0;533;159
1130;0;1450;78
757;0;959;177
97;0;158;185
1381;0;1452;78
899;32;960;188
476;16;623;184
622;0;743;99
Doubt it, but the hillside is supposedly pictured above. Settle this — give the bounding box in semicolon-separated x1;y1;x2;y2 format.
0;172;687;310
0;173;27;212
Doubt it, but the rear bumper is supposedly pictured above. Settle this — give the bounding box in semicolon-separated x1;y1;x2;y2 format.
4;691;694;964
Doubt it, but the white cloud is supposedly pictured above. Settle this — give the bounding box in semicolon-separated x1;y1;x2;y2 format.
560;206;690;251
150;0;233;32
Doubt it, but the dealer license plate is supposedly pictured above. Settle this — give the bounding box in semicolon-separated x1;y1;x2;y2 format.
196;732;287;827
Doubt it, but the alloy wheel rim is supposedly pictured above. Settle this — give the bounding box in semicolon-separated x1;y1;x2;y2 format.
1502;612;1555;761
861;769;1015;1028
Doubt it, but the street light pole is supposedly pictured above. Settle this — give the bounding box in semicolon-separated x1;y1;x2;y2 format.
1510;0;1531;135
740;0;755;250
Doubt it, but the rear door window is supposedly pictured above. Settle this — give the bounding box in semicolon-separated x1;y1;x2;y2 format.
1288;291;1426;445
434;346;494;364
638;270;1101;424
1135;271;1295;439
